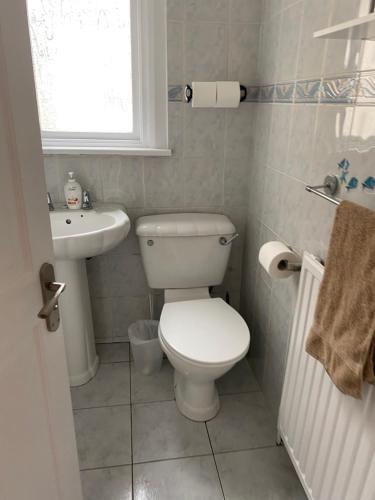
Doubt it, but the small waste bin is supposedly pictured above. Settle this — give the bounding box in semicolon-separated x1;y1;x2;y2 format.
128;320;163;375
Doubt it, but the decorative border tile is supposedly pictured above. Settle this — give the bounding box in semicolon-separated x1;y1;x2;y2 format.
245;86;260;102
320;76;358;104
171;73;375;105
356;71;375;105
274;82;295;103
295;79;321;103
258;85;275;103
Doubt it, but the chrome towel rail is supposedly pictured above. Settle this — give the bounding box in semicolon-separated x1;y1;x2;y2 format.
305;174;341;206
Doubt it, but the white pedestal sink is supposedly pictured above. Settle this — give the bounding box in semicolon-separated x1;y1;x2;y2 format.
50;204;130;386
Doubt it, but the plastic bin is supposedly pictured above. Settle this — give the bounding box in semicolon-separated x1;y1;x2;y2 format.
128;320;163;375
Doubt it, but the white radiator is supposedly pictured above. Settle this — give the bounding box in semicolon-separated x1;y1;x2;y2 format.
278;252;375;500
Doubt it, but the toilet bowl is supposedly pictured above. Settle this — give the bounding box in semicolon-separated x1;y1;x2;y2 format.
159;297;250;421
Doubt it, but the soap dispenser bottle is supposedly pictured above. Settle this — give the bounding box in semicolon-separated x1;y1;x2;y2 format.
64;171;82;209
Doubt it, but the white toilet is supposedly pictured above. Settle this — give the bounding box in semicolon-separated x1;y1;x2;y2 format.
136;213;250;421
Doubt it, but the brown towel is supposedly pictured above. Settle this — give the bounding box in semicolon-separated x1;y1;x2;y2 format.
306;200;375;399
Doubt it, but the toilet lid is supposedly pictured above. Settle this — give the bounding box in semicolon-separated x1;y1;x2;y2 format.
159;298;250;365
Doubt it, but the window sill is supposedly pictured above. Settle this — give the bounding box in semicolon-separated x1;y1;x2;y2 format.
42;146;172;157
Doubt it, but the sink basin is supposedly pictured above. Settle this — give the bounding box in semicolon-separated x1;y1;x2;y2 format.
49;203;131;387
50;204;130;260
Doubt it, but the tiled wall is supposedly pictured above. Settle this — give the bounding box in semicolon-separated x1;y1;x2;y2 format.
44;0;261;342
241;0;375;418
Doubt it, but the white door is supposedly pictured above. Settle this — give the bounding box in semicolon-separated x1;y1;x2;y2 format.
0;1;83;499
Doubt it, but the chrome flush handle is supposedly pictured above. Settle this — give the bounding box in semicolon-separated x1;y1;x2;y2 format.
219;233;239;246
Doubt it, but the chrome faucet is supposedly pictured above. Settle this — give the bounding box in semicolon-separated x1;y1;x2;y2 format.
47;192;54;211
82;190;93;210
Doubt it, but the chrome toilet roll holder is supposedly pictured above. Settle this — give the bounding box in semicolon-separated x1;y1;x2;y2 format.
278;259;302;272
184;84;248;103
279;244;302;272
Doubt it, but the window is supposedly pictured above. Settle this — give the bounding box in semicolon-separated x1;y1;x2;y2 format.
27;0;169;155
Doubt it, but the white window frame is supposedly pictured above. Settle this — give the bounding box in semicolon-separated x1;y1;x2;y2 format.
36;0;170;156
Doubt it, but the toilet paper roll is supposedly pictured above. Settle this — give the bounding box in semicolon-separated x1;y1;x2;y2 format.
192;82;217;108
259;241;300;279
215;81;240;108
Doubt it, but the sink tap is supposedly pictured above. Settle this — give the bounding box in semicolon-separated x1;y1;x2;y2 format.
82;190;93;210
47;192;54;211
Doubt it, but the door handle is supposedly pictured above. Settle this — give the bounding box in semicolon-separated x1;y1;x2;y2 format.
38;263;66;332
38;281;66;318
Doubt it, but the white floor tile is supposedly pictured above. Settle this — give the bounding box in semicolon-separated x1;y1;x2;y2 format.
96;342;130;363
132;400;211;463
74;406;131;469
131;360;174;403
216;447;306;499
71;363;130;409
206;392;276;453
81;465;132;500
217;358;260;395
133;456;223;500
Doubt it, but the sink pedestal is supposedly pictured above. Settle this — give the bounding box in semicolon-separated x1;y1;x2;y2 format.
55;259;99;387
50;204;130;386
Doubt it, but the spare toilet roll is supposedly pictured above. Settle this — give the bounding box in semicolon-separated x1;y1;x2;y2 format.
192;82;217;108
216;81;240;108
259;241;300;279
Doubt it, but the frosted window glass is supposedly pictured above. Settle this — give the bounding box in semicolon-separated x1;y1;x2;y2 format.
28;0;133;134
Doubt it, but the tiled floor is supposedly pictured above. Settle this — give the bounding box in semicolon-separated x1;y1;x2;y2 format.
72;343;306;500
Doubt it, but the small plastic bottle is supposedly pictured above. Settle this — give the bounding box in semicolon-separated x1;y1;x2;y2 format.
64;171;82;210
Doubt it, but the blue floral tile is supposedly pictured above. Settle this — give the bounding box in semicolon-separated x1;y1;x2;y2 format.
362;176;375;190
346;177;358;190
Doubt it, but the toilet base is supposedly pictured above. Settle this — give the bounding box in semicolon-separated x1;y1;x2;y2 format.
174;370;220;421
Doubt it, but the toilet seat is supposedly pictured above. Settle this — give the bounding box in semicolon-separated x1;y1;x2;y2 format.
159;298;250;365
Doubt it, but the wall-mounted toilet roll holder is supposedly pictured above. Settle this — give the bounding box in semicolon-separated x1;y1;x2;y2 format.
184;84;248;103
278;244;302;273
278;260;302;272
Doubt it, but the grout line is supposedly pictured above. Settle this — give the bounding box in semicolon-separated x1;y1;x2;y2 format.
129;360;134;500
132;452;214;466
132;397;176;405
80;462;132;473
205;422;226;499
73;402;131;412
213;443;278;457
141;156;146;208
73;391;263;412
99;359;130;364
79;443;279;473
217;388;260;397
168;18;261;26
219;390;263;400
